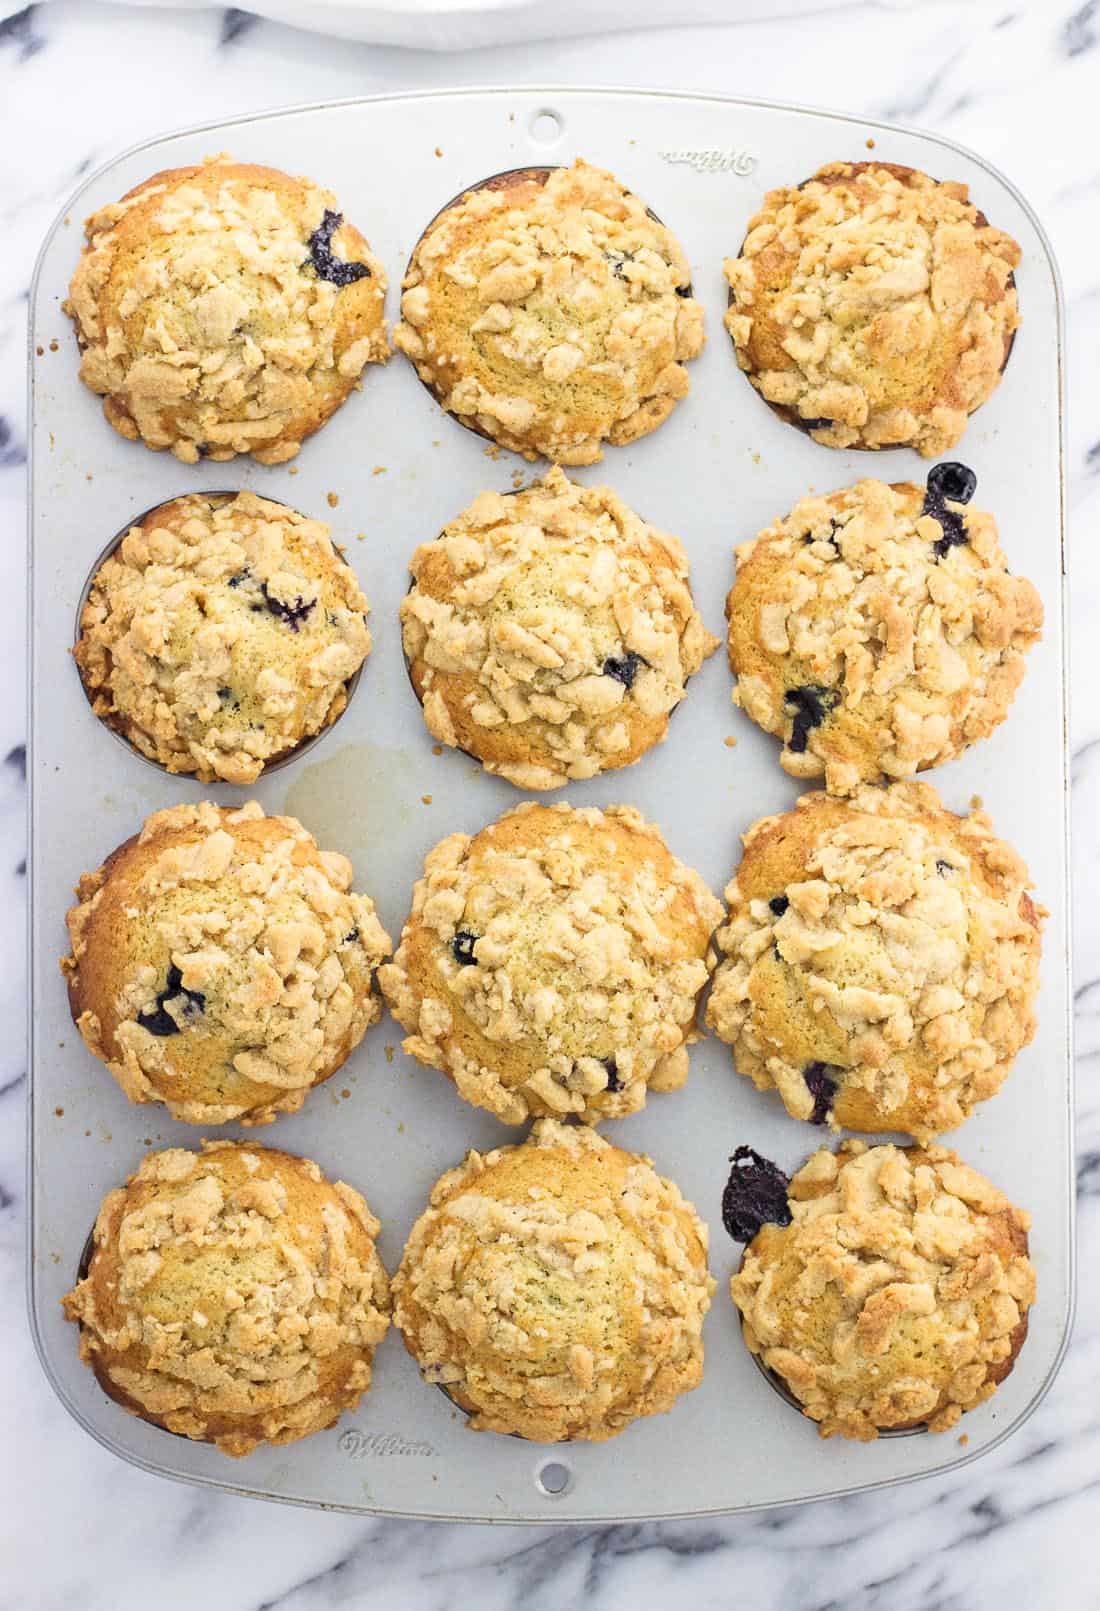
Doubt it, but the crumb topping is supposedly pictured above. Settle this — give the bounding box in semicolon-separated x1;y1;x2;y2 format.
705;782;1044;1139
379;801;723;1124
724;163;1020;456
65;154;389;464
402;466;718;789
63;802;391;1125
727;478;1042;793
394;159;705;463
731;1140;1035;1439
63;1141;391;1457
75;492;372;784
393;1118;714;1441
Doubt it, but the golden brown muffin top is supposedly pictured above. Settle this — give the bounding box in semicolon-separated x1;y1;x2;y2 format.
394;159;705;463
705;781;1044;1140
730;1140;1035;1440
379;801;723;1124
726;474;1042;793
63;801;391;1126
66;154;388;464
63;1141;391;1458
724;162;1020;456
394;1118;714;1442
402;466;718;790
75;491;371;785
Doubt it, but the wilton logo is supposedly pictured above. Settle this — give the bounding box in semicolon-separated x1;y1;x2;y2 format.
339;1428;438;1459
658;147;757;176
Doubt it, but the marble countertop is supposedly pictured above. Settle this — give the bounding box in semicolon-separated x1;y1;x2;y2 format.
4;2;1099;1606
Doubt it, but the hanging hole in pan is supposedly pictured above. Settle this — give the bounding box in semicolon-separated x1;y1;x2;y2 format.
529;108;564;146
535;1458;573;1497
72;489;367;782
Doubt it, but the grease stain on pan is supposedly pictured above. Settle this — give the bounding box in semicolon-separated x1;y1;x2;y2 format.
281;740;418;858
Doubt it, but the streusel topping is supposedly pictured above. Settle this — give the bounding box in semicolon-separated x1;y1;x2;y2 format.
66;154;388;464
402;466;718;789
706;782;1043;1140
731;1140;1035;1440
394;159;705;463
379;801;723;1124
63;801;391;1125
726;476;1042;793
724;162;1020;456
76;492;371;785
393;1119;714;1442
63;1141;391;1458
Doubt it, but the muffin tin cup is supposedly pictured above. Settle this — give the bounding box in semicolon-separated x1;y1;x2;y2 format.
27;88;1072;1525
72;491;368;783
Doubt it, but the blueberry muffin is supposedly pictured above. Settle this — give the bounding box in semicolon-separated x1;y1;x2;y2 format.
75;491;371;784
65;154;388;464
725;1140;1035;1440
393;159;705;463
62;801;391;1125
724;162;1020;456
726;467;1043;793
63;1141;391;1458
705;781;1044;1140
402;466;718;789
379;801;723;1124
393;1119;714;1442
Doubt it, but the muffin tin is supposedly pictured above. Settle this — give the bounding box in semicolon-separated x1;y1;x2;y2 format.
27;88;1073;1521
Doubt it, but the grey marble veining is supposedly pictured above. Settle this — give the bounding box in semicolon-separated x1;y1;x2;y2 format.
2;2;1099;1607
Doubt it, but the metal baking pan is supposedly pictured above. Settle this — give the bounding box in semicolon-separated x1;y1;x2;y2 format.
26;87;1073;1523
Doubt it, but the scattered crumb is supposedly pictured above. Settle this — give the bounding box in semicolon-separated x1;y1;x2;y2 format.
326;491;339;508
54;1106;64;1117
434;146;443;158
750;450;761;465
85;473;93;482
356;532;366;542
866;137;876;149
397;1121;405;1134
724;736;737;749
84;1128;91;1137
385;1045;395;1063
958;1433;969;1446
49;339;59;352
511;469;524;488
51;1251;60;1264
341;1087;351;1100
372;465;387;475
35;346;43;357
509;113;515;122
970;794;984;811
421;794;433;805
432;439;440;447
431;744;443;756
288;465;299;476
64;214;71;226
483;444;502;460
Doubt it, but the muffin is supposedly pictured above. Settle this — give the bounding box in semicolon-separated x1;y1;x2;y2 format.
379;801;722;1124
394;1118;714;1442
393;158;705;463
75;491;372;784
725;1139;1035;1440
724;162;1020;456
62;801;391;1125
705;781;1044;1139
401;466;718;789
725;468;1043;793
65;153;388;464
63;1141;391;1458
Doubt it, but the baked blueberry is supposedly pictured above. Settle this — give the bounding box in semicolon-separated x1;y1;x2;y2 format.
306;209;372;286
451;931;479;966
783;685;838;753
602;650;644;689
768;895;789;916
803;1061;838;1125
722;1146;793;1243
